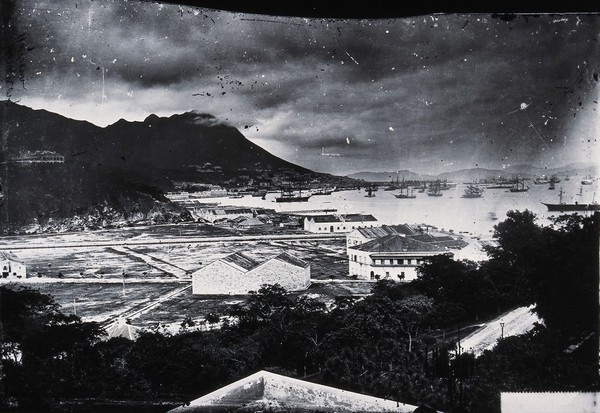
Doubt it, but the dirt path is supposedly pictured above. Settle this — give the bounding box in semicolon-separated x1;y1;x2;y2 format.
1;233;345;250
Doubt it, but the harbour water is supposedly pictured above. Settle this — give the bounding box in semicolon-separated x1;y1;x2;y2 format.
200;180;599;238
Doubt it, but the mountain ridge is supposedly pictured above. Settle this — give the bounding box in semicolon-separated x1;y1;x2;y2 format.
0;101;328;232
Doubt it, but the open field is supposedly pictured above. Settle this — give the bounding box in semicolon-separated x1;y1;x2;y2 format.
1;224;353;333
27;282;186;323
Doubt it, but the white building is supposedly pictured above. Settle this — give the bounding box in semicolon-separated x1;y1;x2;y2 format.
348;234;453;282
0;252;26;279
192;251;310;295
304;214;379;233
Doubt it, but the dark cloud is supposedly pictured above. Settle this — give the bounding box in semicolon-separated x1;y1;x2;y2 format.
7;1;600;174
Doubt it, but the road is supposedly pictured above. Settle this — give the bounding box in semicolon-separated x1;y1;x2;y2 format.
101;283;192;330
0;233;345;250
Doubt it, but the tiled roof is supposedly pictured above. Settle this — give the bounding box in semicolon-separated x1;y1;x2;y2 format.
310;215;342;223
273;252;309;268
342;214;378;222
350;234;448;253
222;252;260;271
407;234;467;249
356;224;415;238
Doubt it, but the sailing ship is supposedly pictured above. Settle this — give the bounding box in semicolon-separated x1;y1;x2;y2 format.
393;186;416;199
275;183;311;203
427;181;443;197
462;184;484;198
439;180;457;190
542;187;600;211
311;186;336;196
384;176;403;191
533;175;550;185
509;177;529;193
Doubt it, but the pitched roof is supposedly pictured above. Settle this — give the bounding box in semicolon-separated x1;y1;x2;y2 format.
168;370;417;413
273;252;309;268
309;215;342;223
222;252;260;271
356;224;415;238
407;234;468;249
351;234;449;253
0;251;23;263
342;214;378;222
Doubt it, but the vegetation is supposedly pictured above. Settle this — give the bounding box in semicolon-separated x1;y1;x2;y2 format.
1;211;598;412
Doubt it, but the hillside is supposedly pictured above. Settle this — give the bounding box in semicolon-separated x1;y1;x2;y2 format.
0;101;323;233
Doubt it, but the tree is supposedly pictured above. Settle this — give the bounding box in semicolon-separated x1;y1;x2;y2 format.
486;211;599;336
0;287;105;405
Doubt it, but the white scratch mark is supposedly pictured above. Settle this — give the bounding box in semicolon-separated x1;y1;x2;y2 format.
389;126;394;131
345;51;359;65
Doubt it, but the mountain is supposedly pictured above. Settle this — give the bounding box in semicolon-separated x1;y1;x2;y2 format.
349;163;599;183
0;101;322;232
347;170;433;182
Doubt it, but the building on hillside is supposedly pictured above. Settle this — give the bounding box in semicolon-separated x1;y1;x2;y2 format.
303;214;379;233
348;234;453;281
0;252;26;279
233;216;267;229
168;370;418;413
192;251;310;295
346;224;416;250
196;207;254;223
11;150;65;164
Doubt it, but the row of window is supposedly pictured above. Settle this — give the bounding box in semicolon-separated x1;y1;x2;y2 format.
350;256;422;266
315;224;375;232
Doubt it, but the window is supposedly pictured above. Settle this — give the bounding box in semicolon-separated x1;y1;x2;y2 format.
389;259;393;265
397;259;404;265
406;259;412;265
385;271;390;278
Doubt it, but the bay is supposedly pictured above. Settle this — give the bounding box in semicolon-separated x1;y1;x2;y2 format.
203;180;599;238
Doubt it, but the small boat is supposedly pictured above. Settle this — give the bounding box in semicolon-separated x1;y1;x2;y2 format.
533;175;550;185
548;181;555;190
365;186;376;197
581;176;594;185
462;184;484;198
488;212;498;221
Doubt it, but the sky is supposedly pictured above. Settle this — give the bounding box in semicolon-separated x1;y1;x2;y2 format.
2;0;599;175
